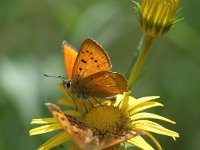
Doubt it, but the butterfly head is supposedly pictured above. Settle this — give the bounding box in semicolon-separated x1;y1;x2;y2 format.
63;80;89;101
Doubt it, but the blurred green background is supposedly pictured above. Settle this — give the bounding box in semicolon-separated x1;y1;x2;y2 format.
0;0;199;149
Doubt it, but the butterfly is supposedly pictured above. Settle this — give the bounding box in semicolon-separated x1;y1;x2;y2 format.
62;38;128;101
46;102;137;150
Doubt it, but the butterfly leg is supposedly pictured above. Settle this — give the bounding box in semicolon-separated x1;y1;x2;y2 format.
88;98;94;108
71;96;78;111
82;101;89;113
72;99;78;111
107;96;117;101
67;90;78;111
92;97;102;106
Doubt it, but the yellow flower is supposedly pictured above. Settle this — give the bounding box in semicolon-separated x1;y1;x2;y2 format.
133;0;180;37
29;84;179;150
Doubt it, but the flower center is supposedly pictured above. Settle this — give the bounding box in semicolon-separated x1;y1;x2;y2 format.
83;105;129;137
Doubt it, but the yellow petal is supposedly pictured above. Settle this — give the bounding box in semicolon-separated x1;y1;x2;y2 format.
119;92;137;110
38;131;70;150
57;98;76;108
128;135;154;150
127;96;158;107
130;112;176;124
128;96;161;112
129;101;163;114
29;123;62;136
63;110;81;116
143;131;162;150
58;83;71;98
57;84;84;111
137;96;160;102
111;93;137;110
30;118;57;124
131;120;179;138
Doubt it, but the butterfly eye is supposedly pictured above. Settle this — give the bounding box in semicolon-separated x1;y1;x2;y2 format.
63;80;71;89
66;81;71;88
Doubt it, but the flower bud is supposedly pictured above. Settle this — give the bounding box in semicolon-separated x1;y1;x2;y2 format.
134;0;180;37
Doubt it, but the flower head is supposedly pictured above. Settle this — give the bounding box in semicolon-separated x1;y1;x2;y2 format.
133;0;180;37
29;84;179;150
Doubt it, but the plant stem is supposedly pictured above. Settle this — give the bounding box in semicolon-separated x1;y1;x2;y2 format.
126;34;145;78
128;35;154;89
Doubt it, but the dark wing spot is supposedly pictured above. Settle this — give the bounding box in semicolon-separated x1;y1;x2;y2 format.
94;60;98;63
78;75;80;77
86;50;89;53
79;67;82;71
60;117;65;121
81;59;87;64
90;77;94;80
82;52;84;54
90;57;94;60
90;52;93;54
97;65;99;68
74;131;79;134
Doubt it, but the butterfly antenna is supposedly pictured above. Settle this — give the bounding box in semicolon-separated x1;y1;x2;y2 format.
43;74;66;80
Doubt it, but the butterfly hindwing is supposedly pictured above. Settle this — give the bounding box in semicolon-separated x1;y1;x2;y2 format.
99;131;137;150
45;103;99;150
80;71;128;98
46;103;74;135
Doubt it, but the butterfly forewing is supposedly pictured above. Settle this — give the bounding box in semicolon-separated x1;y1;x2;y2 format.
72;38;111;87
45;103;73;135
45;103;99;150
99;132;137;150
80;71;128;98
62;41;78;80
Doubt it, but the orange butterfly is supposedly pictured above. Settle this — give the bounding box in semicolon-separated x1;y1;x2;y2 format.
46;102;137;150
62;38;127;101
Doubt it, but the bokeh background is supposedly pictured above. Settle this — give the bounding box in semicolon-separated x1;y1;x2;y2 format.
0;0;199;149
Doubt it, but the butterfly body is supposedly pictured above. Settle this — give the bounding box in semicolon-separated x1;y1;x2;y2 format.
63;38;128;101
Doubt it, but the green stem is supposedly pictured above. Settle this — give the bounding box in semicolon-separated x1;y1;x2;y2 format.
126;34;145;78
128;35;154;89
